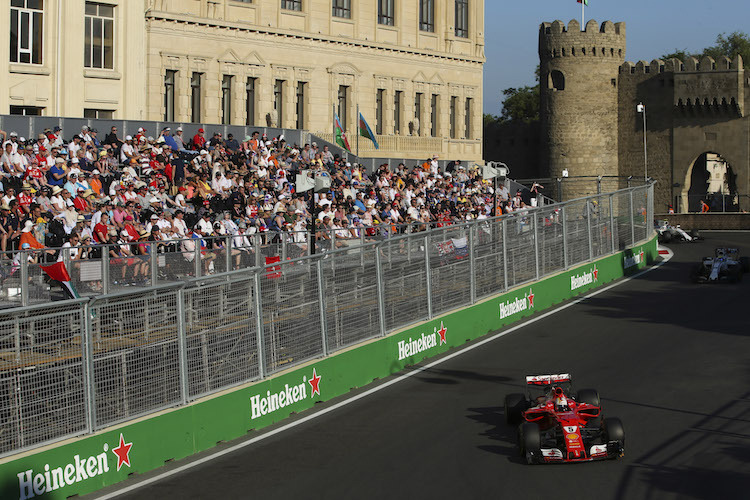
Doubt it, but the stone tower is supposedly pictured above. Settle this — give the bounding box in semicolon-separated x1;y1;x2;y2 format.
539;20;626;189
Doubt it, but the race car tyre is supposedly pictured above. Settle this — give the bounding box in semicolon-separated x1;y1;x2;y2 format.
519;422;541;464
576;388;600;408
740;256;750;273
504;393;527;426
604;417;625;445
658;231;671;244
689;229;701;240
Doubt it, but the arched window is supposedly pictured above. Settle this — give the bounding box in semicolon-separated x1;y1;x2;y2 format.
549;70;565;91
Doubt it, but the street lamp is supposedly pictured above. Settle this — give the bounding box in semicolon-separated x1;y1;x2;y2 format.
637;103;648;182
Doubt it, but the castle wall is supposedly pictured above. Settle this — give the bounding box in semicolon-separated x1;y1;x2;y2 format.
539;20;626;200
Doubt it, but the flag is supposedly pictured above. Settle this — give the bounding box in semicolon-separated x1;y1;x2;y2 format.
41;261;79;299
334;113;351;152
577;0;588;4
358;113;380;149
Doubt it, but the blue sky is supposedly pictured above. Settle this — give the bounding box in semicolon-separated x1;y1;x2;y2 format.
483;0;750;115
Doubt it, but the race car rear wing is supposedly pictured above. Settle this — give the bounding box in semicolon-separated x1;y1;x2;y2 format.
526;373;572;386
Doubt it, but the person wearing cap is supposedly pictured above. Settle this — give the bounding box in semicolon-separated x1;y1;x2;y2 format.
47;157;67;187
17;182;34;214
192;128;206;150
50;126;64;149
173;126;186;151
120;135;137;164
0;200;19;253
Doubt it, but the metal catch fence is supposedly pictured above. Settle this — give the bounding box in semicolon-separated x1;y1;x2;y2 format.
0;184;655;457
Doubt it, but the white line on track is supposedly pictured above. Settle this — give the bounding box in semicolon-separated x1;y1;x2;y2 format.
96;248;673;499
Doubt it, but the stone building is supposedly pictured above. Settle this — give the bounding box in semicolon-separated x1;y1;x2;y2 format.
539;19;750;212
1;0;485;163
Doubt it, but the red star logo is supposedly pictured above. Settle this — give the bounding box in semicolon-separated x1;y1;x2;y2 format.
527;289;535;308
639;249;645;262
112;433;132;471
592;266;599;281
308;368;321;396
437;322;447;345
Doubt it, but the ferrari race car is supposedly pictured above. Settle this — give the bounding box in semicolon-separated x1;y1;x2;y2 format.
655;219;701;243
690;247;750;283
504;373;624;464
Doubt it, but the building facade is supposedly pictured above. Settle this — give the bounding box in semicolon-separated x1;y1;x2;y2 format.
1;0;485;162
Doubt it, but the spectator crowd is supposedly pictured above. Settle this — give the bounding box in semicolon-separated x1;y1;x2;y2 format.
0;123;535;281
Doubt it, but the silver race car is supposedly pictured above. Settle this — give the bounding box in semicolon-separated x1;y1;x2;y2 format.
655;219;700;243
691;248;750;283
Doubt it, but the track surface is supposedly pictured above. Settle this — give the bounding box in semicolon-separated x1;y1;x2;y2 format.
96;233;750;500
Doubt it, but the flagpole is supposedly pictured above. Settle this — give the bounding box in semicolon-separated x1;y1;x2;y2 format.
582;2;585;27
356;104;360;158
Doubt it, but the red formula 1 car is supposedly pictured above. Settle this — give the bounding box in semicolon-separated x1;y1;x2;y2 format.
504;373;625;464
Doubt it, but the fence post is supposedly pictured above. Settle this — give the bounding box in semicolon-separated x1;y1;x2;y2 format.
533;212;540;280
20;256;28;306
253;271;266;378
374;246;387;337
629;190;636;246
176;288;189;404
609;194;616;253
150;242;158;285
82;302;96;432
468;224;476;304
561;205;568;270
502;218;509;291
586;200;594;262
225;235;233;272
424;232;433;319
316;259;329;357
102;244;110;294
254;234;262;267
194;243;201;278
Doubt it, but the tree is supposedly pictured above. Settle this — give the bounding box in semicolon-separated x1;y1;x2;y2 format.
499;86;540;124
704;31;750;67
660;49;694;61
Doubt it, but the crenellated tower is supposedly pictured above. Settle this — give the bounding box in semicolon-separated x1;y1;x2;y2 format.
539;19;626;186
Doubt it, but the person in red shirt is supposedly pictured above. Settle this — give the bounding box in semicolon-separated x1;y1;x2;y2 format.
17;183;34;214
192;128;206;151
72;189;89;212
93;212;110;243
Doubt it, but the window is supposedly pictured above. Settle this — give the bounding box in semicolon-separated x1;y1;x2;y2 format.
419;0;434;32
449;96;457;139
10;0;43;64
191;72;203;123
246;77;256;126
430;94;438;137
378;0;394;26
549;70;565;91
414;93;422;135
222;75;233;125
455;0;468;38
332;0;350;19
83;108;113;119
464;97;472;139
376;89;384;135
281;0;301;10
394;91;402;134
337;85;349;130
10;105;43;116
84;2;114;69
164;70;176;121
296;81;306;129
274;79;284;127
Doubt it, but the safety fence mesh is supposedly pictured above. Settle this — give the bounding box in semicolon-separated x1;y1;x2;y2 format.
0;185;654;457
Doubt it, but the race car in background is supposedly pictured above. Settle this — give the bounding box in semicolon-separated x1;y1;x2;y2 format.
504;373;625;464
655;219;701;243
691;247;750;283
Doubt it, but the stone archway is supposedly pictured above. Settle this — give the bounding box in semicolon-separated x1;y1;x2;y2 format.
681;152;738;212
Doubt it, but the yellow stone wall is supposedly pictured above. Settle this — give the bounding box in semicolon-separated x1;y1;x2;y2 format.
0;0;484;161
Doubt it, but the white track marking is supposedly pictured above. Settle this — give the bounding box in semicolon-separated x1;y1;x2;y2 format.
95;249;672;499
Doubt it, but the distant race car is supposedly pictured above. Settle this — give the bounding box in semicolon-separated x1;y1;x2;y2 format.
504;373;624;464
691;247;750;283
655;219;701;243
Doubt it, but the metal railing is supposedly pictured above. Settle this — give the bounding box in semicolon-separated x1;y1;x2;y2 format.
0;184;654;457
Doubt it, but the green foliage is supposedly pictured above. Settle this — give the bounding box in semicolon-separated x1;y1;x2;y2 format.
661;32;750;68
499;85;540;124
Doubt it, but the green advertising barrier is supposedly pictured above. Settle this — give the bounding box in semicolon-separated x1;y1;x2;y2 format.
0;237;657;499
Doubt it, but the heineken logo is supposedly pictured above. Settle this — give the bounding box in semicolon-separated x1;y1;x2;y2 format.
570;266;598;291
17;433;132;500
624;249;645;269
250;368;322;420
397;322;447;361
499;289;534;320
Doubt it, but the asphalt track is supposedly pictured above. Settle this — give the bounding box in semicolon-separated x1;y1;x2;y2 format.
93;232;750;500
